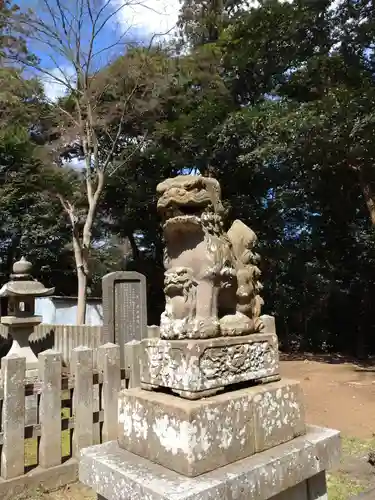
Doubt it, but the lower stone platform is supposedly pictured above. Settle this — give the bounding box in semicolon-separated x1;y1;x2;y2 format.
118;379;306;476
79;425;341;500
140;333;279;399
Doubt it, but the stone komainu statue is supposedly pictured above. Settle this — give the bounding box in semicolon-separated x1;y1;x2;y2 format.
156;175;264;339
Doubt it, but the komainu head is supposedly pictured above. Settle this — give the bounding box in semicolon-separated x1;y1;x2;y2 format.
156;175;224;234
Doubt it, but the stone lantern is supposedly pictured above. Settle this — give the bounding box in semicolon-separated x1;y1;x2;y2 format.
0;257;54;373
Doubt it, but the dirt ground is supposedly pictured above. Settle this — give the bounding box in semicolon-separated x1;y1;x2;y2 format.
280;354;375;439
21;355;375;500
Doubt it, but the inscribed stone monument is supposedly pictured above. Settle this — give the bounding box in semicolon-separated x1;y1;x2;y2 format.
102;271;147;366
80;175;340;500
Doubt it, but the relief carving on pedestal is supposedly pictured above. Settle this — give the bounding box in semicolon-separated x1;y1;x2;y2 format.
141;335;278;393
199;342;275;380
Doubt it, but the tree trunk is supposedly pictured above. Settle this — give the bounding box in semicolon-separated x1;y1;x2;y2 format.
6;235;20;274
356;330;366;359
72;226;88;325
75;170;104;324
128;232;139;261
76;265;87;324
358;169;375;225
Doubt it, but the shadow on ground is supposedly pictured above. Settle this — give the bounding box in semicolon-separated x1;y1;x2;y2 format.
280;352;375;370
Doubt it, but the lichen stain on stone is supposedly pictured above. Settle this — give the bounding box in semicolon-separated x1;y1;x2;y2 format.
119;400;148;440
257;391;279;437
255;386;303;439
151;403;246;462
219;422;234;450
152;415;192;456
238;425;247;446
152;415;211;462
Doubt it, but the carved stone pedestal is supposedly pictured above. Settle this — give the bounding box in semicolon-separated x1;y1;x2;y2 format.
118;379;305;477
140;333;280;399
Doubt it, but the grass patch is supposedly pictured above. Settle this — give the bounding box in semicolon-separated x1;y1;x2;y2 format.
14;489;46;500
327;472;365;499
327;435;375;500
342;435;375;457
25;408;71;468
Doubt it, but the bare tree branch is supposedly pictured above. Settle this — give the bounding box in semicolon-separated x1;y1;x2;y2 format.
11;0;174;323
107;132;149;177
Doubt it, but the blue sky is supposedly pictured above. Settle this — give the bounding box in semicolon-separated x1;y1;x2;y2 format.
20;0;181;100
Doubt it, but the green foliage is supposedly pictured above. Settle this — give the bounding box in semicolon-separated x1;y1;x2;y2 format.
0;2;77;293
0;0;29;60
0;127;75;290
178;0;249;47
215;0;375;355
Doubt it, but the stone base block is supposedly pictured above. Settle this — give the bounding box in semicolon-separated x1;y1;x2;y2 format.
118;379;306;477
140;333;279;399
96;475;326;500
80;425;341;500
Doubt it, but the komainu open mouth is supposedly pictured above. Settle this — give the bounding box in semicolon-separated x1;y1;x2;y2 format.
156;175;224;232
163;214;202;232
163;205;204;221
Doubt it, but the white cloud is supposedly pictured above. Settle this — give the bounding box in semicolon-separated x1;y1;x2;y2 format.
116;0;180;38
328;0;344;11
63;157;86;170
41;66;76;102
43;78;66;101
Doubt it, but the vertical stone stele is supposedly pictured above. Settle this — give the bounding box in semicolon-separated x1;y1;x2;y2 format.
79;176;341;500
102;270;147;368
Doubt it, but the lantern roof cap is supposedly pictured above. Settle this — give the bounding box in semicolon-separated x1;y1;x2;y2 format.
0;257;55;297
12;257;32;276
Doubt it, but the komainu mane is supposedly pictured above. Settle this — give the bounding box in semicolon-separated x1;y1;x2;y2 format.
156;175;264;339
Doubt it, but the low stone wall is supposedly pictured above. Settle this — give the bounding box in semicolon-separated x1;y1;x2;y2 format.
0;323;104;368
0;323;160;369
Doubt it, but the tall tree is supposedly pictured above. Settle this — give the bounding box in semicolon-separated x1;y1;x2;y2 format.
216;0;375;354
12;0;174;323
178;0;248;47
